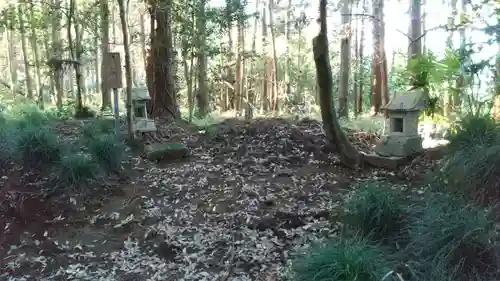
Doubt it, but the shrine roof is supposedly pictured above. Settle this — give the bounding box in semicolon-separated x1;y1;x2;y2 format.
383;89;426;112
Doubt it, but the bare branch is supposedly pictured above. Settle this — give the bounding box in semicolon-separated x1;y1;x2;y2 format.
343;13;477;50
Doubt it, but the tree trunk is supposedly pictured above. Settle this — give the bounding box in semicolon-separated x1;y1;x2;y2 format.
93;23;100;97
139;9;148;78
491;19;500;120
444;0;458;116
314;0;360;169
51;0;63;108
117;0;135;140
379;0;389;117
357;0;366;114
284;0;292;103
182;40;195;122
352;4;359;118
370;0;388;117
235;8;244;113
246;0;259;119
421;0;426;53
453;0;467;111
268;0;279;113
196;0;209;117
147;0;178;118
337;0;351;118
100;0;111;110
68;0;83;112
6;14;18;97
28;0;43;108
261;2;269;112
74;20;85;108
17;3;34;100
224;0;235;111
408;0;422;62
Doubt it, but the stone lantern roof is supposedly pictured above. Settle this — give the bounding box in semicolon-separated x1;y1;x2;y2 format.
383;89;426;112
131;87;151;101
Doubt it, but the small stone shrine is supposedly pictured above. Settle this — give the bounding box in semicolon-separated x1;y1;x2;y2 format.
375;89;425;157
131;87;157;132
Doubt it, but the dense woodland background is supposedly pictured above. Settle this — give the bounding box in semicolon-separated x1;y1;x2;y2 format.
0;0;499;280
0;0;497;123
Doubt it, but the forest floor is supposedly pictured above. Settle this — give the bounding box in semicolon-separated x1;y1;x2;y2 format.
1;117;441;281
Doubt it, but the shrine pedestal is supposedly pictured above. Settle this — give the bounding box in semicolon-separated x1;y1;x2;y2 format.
375;133;423;157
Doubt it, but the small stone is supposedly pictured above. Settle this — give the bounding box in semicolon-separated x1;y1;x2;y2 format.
145;143;189;162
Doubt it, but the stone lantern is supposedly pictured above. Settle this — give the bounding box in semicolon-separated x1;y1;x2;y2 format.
131;87;157;132
375;89;425;157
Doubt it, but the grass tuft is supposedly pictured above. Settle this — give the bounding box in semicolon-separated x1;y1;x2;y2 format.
343;182;407;244
441;115;500;204
15;125;62;169
291;235;391;281
87;133;125;173
57;153;100;187
446;115;500;153
406;193;498;280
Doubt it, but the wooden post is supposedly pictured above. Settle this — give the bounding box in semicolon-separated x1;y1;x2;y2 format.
104;52;123;133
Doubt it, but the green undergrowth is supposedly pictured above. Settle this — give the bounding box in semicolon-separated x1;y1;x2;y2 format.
290;114;500;281
291;235;393;281
289;181;500;281
0;102;125;196
406;192;498;280
441;114;500;205
342;183;407;245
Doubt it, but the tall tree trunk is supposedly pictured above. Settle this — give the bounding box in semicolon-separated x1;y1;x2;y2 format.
268;0;279;113
139;9;148;77
284;0;292;103
314;0;360;168
444;0;458;116
421;0;426;54
224;0;235;111
147;0;178;118
235;7;244;113
352;2;359;117
68;0;83;112
182;40;195;122
261;2;269;112
379;0;389;117
245;0;259;119
28;0;43;108
453;0;467;111
117;0;135;139
491;18;500;119
6;14;18;97
100;0;111;110
17;3;34;100
196;0;209;117
74;20;85;108
337;0;351;118
408;0;422;62
370;0;388;117
94;24;100;97
51;0;63;108
357;0;366;114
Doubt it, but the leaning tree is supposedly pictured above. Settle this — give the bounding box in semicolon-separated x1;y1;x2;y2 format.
313;0;361;169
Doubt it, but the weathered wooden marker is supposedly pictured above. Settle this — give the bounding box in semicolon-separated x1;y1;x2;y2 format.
104;52;123;134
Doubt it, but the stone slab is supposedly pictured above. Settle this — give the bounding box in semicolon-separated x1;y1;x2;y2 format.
375;134;423;157
145;143;189;162
360;152;407;170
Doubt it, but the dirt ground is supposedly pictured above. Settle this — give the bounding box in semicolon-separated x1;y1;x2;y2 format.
0;118;435;281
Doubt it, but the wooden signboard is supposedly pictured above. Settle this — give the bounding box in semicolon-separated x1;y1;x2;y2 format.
105;52;123;88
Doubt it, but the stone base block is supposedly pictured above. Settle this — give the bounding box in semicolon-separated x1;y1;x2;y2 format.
375;134;423;157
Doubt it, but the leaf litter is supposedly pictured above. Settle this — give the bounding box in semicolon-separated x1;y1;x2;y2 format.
1;117;437;281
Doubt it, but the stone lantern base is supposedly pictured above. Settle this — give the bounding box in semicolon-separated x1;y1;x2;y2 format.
375;133;423;157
